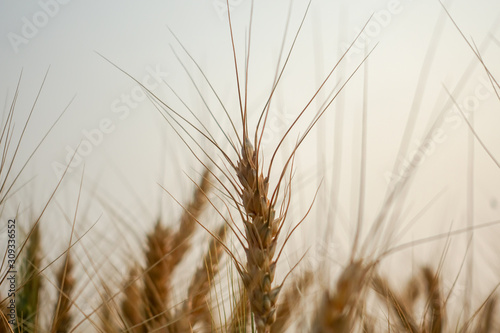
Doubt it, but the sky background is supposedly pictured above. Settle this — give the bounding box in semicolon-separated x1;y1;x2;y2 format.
2;0;500;317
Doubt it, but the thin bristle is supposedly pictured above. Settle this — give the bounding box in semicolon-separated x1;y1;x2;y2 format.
228;287;249;333
98;284;123;333
99;298;119;333
170;223;227;332
51;253;75;333
372;274;418;333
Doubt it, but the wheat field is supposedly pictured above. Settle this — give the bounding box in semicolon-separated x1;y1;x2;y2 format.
1;0;500;332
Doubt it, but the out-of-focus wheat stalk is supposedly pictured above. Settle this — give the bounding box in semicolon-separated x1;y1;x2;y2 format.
179;223;227;329
372;273;418;332
51;253;75;333
143;221;173;329
121;267;144;332
422;267;444;333
16;224;42;332
142;169;211;330
311;261;372;333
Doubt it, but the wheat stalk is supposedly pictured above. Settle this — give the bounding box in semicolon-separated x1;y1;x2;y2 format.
142;169;212;330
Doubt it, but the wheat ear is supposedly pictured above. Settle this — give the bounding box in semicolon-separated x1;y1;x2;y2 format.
372;274;418;332
121;266;144;333
422;267;444;333
51;253;75;333
170;223;226;332
185;223;227;326
311;260;370;333
235;137;285;333
143;221;173;329
143;170;211;329
169;168;211;268
16;224;42;332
